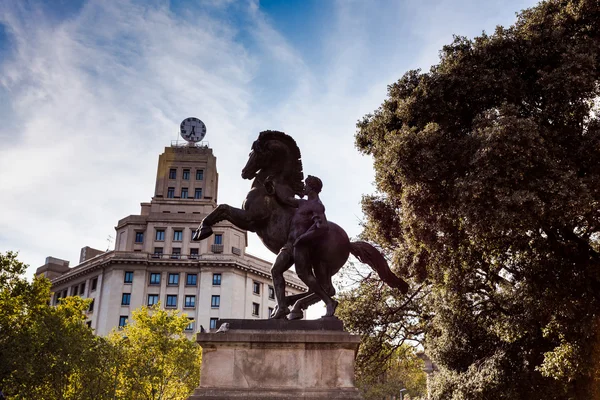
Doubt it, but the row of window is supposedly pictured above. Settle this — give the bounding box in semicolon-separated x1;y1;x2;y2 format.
124;271;221;286
169;168;203;181
135;230;222;245
54;276;101;304
57;273;273;310
167;187;203;199
118;304;269;330
119;316;201;331
124;271;273;298
118;315;216;331
150;248;198;259
252;282;276;300
122;293;199;308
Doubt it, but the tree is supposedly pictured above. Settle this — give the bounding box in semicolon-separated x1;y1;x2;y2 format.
0;251;116;399
0;252;200;399
336;263;427;400
355;0;600;398
108;304;202;400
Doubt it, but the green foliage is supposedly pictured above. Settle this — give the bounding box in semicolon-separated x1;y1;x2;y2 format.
337;266;427;400
354;0;600;398
108;304;201;400
357;344;426;400
0;252;201;400
0;251;116;399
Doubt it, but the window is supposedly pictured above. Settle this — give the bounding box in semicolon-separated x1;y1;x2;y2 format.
166;295;177;308
252;302;260;316
185;295;196;308
72;285;78;296
148;294;159;306
186;273;197;286
168;273;179;285
190;248;199;259
210;318;218;330
173;230;183;241
268;307;274;317
211;295;220;308
212;273;221;286
86;321;92;328
89;299;95;312
80;282;85;294
91;277;98;291
214;234;223;245
268;285;275;300
196;170;204;180
183;169;190;180
171;248;181;259
122;293;131;306
253;281;261;295
169;168;176;179
167;187;175;198
150;273;161;285
155;229;165;241
135;232;144;243
119;316;128;328
181;188;188;199
186;318;194;331
194;188;202;199
153;247;163;258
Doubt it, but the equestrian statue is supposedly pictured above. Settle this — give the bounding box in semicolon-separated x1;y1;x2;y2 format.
192;130;408;320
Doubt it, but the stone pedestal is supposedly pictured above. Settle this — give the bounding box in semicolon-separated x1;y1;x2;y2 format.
188;319;363;400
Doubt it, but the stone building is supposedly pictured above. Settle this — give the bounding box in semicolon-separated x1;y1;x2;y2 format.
36;140;307;336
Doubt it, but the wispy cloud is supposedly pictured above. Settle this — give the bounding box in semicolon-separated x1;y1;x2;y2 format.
0;0;539;297
0;0;259;270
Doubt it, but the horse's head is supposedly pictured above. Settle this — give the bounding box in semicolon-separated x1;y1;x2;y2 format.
241;130;305;195
241;138;276;179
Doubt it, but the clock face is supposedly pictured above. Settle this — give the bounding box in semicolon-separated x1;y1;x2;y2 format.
180;117;207;142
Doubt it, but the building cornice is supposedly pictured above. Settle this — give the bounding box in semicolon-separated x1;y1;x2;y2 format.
50;251;307;291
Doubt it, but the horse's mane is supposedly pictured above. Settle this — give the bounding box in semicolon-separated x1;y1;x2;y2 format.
258;130;304;195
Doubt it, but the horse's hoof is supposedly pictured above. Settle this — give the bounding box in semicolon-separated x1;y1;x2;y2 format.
287;310;304;320
323;300;339;318
270;306;290;319
193;226;213;241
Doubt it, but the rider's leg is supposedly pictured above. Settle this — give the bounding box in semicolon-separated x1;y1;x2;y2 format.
270;246;294;318
293;245;337;317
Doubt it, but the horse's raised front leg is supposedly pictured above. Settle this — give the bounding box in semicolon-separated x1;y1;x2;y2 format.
192;204;258;241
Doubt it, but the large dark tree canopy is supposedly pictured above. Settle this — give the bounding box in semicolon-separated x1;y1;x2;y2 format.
355;0;600;398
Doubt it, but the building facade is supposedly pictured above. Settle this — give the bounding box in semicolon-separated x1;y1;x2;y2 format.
36;141;307;336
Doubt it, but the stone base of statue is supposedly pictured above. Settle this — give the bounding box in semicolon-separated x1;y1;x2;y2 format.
188;318;363;400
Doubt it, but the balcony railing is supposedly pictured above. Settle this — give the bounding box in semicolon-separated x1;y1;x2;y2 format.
211;244;224;253
150;253;201;260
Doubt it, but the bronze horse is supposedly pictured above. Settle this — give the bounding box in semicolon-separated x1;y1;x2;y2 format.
193;131;408;319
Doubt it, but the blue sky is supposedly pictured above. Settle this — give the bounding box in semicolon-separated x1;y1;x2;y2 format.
0;0;538;316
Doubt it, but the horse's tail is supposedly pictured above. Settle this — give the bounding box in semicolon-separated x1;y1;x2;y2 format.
349;241;409;293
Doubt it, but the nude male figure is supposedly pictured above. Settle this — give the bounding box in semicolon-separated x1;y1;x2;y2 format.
266;175;332;318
